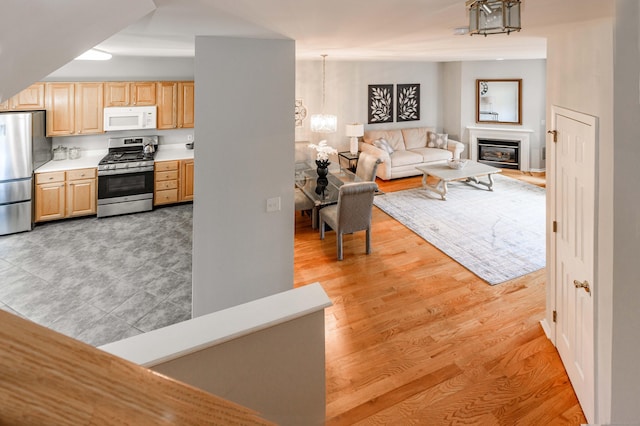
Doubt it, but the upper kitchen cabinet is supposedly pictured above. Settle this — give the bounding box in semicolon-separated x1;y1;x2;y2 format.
104;82;156;107
156;81;194;130
75;83;104;134
45;82;104;136
0;83;45;111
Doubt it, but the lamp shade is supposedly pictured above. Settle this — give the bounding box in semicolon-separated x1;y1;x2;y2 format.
345;123;364;137
310;114;337;133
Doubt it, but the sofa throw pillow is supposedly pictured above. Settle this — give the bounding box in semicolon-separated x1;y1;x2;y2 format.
427;132;448;150
373;138;394;155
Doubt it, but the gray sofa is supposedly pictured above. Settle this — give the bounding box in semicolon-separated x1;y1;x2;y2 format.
359;127;465;180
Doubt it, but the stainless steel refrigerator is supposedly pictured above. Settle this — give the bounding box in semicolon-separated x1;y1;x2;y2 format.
0;111;52;235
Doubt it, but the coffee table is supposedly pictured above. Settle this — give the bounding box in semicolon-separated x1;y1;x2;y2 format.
416;161;501;200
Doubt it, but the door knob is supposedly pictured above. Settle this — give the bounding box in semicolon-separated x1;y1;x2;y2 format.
573;279;591;294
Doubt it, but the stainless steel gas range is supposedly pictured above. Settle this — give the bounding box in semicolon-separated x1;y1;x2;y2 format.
97;136;158;218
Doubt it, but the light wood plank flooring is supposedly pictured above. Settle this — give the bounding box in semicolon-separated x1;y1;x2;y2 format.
294;171;586;425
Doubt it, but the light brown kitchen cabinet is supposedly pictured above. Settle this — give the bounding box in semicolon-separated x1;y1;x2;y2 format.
181;159;194;201
178;82;195;128
0;83;46;111
156;82;178;130
156;81;194;130
132;82;156;106
66;168;97;217
103;82;129;107
45;83;104;136
35;169;96;222
45;83;75;136
104;82;156;107
154;160;180;205
75;83;104;135
34;172;66;222
154;159;194;205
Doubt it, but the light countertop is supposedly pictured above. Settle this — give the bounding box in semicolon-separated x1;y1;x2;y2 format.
35;144;194;173
36;150;106;173
154;144;194;161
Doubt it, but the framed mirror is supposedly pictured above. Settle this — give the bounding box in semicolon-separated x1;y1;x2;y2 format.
476;79;522;125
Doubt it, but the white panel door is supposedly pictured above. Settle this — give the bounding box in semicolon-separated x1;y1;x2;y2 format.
553;106;596;422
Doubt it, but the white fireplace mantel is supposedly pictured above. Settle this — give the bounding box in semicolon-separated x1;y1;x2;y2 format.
467;126;533;172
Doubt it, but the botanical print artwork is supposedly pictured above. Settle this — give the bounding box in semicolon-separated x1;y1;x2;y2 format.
397;84;420;122
295;99;307;127
368;84;394;124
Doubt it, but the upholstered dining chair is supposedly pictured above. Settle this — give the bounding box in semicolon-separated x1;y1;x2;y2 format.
319;181;378;260
355;152;381;182
295;188;314;217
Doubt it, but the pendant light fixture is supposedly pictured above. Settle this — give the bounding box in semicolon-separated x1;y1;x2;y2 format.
466;0;521;36
310;54;337;133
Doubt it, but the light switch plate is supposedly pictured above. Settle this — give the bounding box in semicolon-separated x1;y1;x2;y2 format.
266;197;281;212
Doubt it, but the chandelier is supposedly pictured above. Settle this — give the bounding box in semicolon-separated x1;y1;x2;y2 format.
466;0;521;36
310;54;337;133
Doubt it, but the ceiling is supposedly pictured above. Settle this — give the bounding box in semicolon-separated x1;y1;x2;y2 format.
95;0;611;62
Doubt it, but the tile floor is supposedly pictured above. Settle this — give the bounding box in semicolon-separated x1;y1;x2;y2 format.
0;204;193;347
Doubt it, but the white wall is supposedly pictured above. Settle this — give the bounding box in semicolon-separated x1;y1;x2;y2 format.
295;60;443;152
101;283;331;426
0;0;155;102
442;62;462;142
611;1;640;422
443;59;547;170
45;57;194;82
546;15;617;424
192;37;295;315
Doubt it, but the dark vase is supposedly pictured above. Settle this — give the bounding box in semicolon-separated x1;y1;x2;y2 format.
315;160;330;197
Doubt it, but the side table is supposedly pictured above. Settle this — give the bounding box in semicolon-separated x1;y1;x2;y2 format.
338;151;359;173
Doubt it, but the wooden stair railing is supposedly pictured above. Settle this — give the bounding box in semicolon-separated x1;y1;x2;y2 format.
0;310;273;425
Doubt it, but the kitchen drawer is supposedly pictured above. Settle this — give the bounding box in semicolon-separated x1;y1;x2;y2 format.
36;171;65;184
155;180;178;190
155;161;179;172
155;189;179;205
67;168;96;181
155;171;179;181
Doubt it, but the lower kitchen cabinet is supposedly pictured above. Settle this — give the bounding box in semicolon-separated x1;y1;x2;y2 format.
35;172;66;222
154;159;194;206
35;168;96;222
66;169;97;217
181;159;194;201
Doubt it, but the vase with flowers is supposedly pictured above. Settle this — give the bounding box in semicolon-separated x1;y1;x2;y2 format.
308;140;337;197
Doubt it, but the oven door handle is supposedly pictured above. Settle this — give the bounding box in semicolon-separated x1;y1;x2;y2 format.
98;166;154;176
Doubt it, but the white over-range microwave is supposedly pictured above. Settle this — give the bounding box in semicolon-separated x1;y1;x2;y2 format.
103;106;157;131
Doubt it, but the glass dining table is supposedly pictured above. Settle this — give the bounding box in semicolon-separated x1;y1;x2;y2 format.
295;161;360;228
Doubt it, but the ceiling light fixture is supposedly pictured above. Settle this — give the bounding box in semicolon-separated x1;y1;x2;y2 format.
466;0;521;36
310;54;337;134
74;48;112;61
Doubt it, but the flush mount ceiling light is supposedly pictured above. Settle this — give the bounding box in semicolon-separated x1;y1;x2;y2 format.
466;0;521;36
310;54;337;134
75;48;112;61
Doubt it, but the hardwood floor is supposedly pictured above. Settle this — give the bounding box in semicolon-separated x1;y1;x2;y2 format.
294;171;587;425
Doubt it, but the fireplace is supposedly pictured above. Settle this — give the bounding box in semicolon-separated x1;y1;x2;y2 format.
467;126;532;172
477;139;520;170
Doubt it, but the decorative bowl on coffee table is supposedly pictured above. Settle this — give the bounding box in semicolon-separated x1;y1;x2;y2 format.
447;159;468;170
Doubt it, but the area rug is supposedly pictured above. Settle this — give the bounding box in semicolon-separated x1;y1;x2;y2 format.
373;174;545;285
